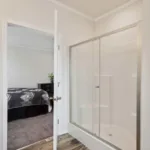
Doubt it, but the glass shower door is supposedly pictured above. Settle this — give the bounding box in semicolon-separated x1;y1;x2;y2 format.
70;39;100;135
70;41;93;133
99;26;139;150
70;24;140;150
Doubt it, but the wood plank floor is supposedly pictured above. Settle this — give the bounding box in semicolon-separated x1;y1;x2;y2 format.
18;134;89;150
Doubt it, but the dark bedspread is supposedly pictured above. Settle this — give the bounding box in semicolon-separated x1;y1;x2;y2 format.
8;88;50;109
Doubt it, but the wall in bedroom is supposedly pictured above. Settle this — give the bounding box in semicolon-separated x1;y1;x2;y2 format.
7;47;54;88
7;25;54;88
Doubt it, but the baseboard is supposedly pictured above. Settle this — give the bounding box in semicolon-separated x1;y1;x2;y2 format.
17;137;53;150
68;123;116;150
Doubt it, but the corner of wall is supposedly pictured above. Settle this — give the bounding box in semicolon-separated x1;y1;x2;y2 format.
94;0;142;36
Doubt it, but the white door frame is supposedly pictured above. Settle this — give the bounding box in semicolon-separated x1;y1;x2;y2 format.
53;10;59;150
1;13;60;150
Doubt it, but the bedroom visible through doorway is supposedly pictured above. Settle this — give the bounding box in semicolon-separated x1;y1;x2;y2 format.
7;23;54;150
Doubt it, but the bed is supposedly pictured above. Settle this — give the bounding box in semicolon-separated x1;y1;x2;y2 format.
8;88;51;122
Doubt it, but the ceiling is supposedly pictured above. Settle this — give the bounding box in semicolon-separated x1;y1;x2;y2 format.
55;0;131;19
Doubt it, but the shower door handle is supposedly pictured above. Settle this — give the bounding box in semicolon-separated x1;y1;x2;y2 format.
95;86;100;88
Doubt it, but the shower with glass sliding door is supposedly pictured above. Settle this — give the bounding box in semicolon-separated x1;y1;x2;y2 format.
69;23;141;150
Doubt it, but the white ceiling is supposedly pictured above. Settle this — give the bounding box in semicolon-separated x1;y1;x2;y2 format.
55;0;131;19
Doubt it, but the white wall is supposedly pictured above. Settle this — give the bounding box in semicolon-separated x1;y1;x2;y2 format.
0;0;94;149
141;0;150;149
95;0;142;36
3;0;94;45
7;47;54;88
8;25;54;52
7;25;54;88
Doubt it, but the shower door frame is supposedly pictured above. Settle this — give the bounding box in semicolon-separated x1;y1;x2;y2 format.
69;21;141;150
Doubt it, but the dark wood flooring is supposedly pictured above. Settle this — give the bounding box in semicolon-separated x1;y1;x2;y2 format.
18;134;89;150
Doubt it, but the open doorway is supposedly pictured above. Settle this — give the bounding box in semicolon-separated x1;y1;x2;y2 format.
7;23;54;150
